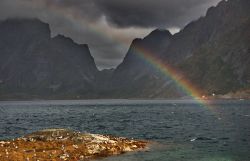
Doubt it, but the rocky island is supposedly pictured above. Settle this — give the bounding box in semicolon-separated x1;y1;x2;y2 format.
0;129;148;161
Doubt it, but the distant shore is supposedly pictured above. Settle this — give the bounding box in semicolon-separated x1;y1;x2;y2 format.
0;97;249;102
0;89;249;101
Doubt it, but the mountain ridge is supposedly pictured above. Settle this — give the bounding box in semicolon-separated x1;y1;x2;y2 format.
109;0;250;98
0;0;249;100
0;18;98;99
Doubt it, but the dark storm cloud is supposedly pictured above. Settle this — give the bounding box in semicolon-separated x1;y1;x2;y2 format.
94;0;220;28
0;0;221;69
0;0;220;28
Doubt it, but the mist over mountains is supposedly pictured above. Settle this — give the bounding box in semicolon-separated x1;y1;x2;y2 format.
0;0;249;99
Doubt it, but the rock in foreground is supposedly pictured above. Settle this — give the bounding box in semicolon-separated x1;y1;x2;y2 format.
0;129;148;161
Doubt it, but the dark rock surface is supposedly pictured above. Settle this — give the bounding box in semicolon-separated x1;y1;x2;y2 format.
177;0;250;95
0;19;98;99
110;0;250;98
0;0;249;99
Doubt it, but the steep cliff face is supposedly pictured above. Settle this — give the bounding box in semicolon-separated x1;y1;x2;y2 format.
165;0;250;63
179;18;250;94
115;29;173;79
178;0;250;95
0;0;249;99
110;30;174;98
0;19;98;99
111;0;250;98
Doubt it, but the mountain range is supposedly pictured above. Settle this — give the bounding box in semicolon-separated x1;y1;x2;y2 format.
0;0;249;100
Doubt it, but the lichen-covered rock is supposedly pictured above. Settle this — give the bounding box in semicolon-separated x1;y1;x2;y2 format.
0;129;148;161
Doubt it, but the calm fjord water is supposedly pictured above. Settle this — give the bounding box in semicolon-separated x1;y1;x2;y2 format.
0;99;249;161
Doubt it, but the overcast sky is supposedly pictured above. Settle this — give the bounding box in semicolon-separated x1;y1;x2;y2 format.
0;0;221;69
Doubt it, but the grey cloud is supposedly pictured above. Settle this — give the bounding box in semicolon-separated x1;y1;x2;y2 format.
0;0;221;69
0;0;220;28
95;57;123;70
94;0;221;28
89;42;130;69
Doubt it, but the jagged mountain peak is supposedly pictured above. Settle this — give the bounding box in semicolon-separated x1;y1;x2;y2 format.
53;34;90;51
0;18;98;99
0;18;51;36
130;38;143;44
53;34;75;42
0;0;249;99
144;29;172;39
111;0;250;98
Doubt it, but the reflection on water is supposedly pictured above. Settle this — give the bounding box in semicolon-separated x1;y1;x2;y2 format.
0;99;250;161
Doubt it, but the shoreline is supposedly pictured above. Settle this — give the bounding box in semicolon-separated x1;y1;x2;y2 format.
0;97;249;103
0;98;250;105
1;89;250;102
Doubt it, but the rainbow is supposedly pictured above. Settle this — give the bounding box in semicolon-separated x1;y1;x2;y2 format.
32;2;207;103
130;45;206;103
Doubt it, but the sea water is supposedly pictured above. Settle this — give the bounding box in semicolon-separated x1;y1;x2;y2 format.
0;99;249;161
